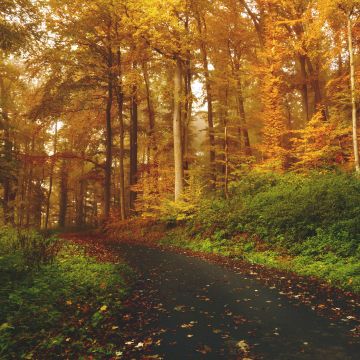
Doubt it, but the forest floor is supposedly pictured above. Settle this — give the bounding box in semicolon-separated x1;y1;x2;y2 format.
64;231;360;360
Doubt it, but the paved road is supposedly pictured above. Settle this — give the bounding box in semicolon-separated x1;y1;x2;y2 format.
115;244;360;359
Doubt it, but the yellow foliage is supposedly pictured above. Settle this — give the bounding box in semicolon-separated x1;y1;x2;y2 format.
292;111;351;170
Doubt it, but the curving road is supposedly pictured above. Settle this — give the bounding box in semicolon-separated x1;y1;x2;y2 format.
114;244;360;359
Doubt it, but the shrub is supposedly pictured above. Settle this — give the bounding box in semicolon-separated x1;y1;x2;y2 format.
188;171;360;255
0;243;130;358
0;227;61;269
163;171;360;291
241;172;360;247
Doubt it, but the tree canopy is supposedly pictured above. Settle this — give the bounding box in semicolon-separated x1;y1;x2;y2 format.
1;0;360;228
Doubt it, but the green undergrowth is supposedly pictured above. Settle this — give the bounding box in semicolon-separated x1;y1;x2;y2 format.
0;227;131;359
160;171;360;293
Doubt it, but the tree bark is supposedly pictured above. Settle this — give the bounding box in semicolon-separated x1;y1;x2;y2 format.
183;54;192;172
142;60;159;195
348;14;360;173
26;136;35;227
2;114;15;225
76;157;85;227
58;160;68;228
45;121;58;229
0;78;15;225
196;15;216;185
142;61;155;151
115;48;126;220
233;55;251;155
104;48;113;219
236;82;251;154
299;54;309;122
224;125;229;199
305;56;326;119
129;66;138;212
33;179;42;228
173;57;184;201
183;15;192;173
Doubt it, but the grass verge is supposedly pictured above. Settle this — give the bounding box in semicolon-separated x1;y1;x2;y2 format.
0;228;131;359
160;226;360;294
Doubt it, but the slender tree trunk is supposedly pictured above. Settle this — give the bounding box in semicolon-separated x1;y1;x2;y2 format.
45;121;58;229
26;136;35;227
241;0;265;49
76;157;85;227
173;57;184;201
233;57;251;155
220;85;229;179
196;15;216;185
348;14;360;173
142;61;155;151
115;91;126;220
142;61;159;195
305;56;326;119
104;49;113;219
115;48;126;220
236;84;251;154
224;125;229;199
299;54;309;122
2;115;14;225
0;78;15;225
183;15;192;173
34;179;42;228
183;55;192;172
76;179;85;227
129;67;138;212
58;160;68;228
218;84;229;178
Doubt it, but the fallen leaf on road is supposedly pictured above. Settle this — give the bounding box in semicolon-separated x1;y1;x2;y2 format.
174;305;186;312
236;340;249;352
197;345;212;354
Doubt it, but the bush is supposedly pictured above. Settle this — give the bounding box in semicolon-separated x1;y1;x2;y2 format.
242;172;360;248
188;171;360;256
0;241;130;358
0;226;61;269
162;171;360;291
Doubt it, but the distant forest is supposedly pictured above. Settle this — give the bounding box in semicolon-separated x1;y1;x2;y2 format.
1;0;360;227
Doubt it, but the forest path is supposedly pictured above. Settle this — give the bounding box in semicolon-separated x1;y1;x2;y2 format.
112;243;360;360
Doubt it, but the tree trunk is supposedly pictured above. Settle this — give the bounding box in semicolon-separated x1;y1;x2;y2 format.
305;56;326;119
348;14;360;173
129;68;138;212
33;179;42;228
115;48;126;220
299;54;309;122
58;160;68;228
2;116;15;225
173;57;184;201
26;136;35;227
233;56;251;155
76;157;85;227
236;83;251;155
104;49;113;219
219;85;229;178
224;125;229;199
183;55;192;172
45;121;58;229
142;61;155;152
196;15;216;185
0;78;15;225
183;15;192;173
142;61;159;195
